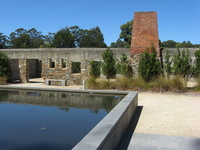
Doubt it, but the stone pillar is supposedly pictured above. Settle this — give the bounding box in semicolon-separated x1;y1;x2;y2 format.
130;11;160;55
19;59;29;83
41;58;50;79
81;60;90;81
66;60;72;85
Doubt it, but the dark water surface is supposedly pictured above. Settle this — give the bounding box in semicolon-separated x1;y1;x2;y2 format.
0;89;124;150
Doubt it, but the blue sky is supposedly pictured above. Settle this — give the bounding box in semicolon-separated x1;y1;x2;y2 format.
0;0;199;46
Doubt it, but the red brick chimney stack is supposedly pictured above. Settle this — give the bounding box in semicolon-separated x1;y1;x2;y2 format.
130;11;160;55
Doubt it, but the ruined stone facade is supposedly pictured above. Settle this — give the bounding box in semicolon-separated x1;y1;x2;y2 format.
130;11;160;55
42;59;90;85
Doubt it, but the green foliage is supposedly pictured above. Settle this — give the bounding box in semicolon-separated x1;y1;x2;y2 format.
116;53;133;77
86;77;100;89
78;26;107;48
89;60;101;78
116;76;132;90
0;51;11;82
161;40;177;48
53;27;75;48
193;49;200;77
110;39;125;48
138;46;162;82
148;76;186;93
0;76;7;85
9;28;45;48
194;76;200;91
172;48;192;79
0;33;8;49
102;48;116;80
160;40;200;48
164;49;172;77
119;20;133;48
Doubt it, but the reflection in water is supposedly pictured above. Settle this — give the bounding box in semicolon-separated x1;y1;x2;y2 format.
0;89;123;113
0;89;124;150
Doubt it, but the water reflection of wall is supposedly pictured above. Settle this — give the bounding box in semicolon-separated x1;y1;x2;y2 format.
0;90;123;113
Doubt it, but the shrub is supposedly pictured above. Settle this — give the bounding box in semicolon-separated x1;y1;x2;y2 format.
148;76;186;93
148;76;172;92
89;60;101;78
172;48;192;79
0;76;7;85
86;77;100;89
164;49;172;77
0;51;11;82
116;76;131;90
116;53;133;78
138;46;162;82
130;77;148;91
194;76;200;91
193;49;200;77
170;76;186;92
101;48;116;80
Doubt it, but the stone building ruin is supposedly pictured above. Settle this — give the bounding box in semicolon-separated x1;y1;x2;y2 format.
1;11;198;85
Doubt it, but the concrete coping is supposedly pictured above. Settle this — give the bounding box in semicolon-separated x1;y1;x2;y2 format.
72;91;138;150
0;85;138;149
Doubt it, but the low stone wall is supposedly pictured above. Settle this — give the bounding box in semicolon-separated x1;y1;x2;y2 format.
72;92;138;150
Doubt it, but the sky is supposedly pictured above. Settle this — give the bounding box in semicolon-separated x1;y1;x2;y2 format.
0;0;199;46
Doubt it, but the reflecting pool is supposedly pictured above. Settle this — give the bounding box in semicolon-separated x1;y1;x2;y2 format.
0;89;124;150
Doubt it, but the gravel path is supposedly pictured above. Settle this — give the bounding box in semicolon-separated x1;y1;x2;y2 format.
135;92;200;138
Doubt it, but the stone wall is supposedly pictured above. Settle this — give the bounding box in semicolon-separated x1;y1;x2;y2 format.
42;58;90;85
18;59;29;83
10;59;41;80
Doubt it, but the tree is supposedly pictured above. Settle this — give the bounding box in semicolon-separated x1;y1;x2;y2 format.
70;26;81;47
79;26;107;48
164;50;172;77
119;20;133;48
161;40;177;48
177;41;193;48
27;28;44;48
110;39;125;48
0;33;8;49
193;49;200;77
89;60;101;78
116;53;133;77
53;27;75;48
172;48;192;79
138;46;162;82
9;28;30;48
0;51;11;82
102;48;116;80
41;32;55;48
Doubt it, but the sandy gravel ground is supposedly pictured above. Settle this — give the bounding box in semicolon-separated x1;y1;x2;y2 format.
135;92;200;138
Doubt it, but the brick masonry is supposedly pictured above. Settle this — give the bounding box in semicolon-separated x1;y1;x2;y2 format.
130;11;160;55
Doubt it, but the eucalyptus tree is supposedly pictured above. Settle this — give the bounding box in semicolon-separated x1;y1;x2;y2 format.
53;27;75;48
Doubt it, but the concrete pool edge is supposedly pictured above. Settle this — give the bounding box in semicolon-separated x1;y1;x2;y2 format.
72;92;138;150
0;85;129;95
0;85;138;149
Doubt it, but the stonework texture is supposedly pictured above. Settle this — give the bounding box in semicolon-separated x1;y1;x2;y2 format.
19;59;29;83
130;11;160;55
42;59;90;86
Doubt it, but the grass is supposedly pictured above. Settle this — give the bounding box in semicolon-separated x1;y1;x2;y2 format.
149;76;186;93
0;76;7;85
194;76;200;91
86;76;195;93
